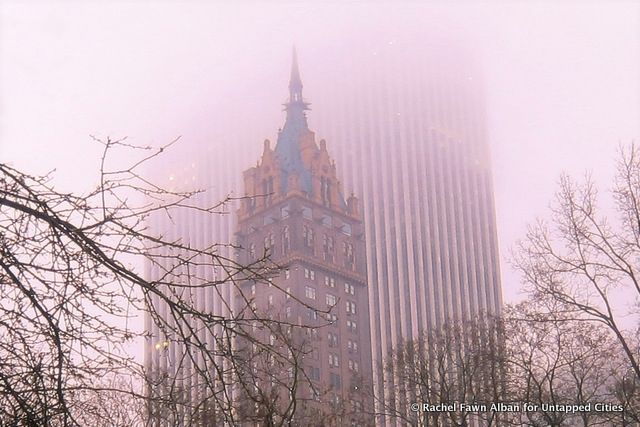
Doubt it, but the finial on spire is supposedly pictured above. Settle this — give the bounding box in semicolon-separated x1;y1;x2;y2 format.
289;46;303;102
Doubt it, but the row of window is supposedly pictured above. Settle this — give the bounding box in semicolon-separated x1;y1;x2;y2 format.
248;225;355;262
309;355;359;379
328;332;359;353
249;277;353;298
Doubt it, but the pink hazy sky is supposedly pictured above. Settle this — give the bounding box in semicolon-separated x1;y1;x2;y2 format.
1;1;639;304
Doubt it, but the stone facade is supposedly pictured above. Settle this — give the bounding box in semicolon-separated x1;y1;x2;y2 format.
235;50;373;425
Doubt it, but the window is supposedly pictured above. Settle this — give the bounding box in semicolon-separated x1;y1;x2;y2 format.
327;313;338;324
323;234;334;261
343;242;355;269
344;283;355;295
321;177;332;205
348;340;358;353
286;306;292;318
310;366;320;381
264;233;275;250
307;308;318;320
305;286;316;300
282;226;290;253
330;373;341;388
285;286;291;299
326;293;337;307
321;215;332;227
348;360;359;372
268;295;274;307
284;269;290;280
325;276;336;288
281;204;290;219
249;243;256;259
328;332;338;348
310;386;320;401
341;223;352;236
329;353;340;368
269;335;275;346
263;177;274;206
250;284;256;295
304;268;315;280
346;301;356;315
303;225;315;249
331;394;341;407
347;320;357;333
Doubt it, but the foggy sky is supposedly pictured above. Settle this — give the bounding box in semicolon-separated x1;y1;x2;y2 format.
1;1;639;304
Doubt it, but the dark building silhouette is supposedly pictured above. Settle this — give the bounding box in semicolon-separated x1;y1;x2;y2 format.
235;49;373;425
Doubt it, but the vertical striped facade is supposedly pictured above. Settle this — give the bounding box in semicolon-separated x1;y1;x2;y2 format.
145;39;502;425
309;40;503;422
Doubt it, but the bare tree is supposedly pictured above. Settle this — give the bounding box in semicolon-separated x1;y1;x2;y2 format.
513;143;640;383
0;137;309;426
380;315;506;426
505;299;626;427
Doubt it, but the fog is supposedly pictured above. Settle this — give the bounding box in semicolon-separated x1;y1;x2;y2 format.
1;0;639;305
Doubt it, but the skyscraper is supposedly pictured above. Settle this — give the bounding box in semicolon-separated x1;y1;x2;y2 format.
310;40;503;423
145;40;502;425
235;49;373;425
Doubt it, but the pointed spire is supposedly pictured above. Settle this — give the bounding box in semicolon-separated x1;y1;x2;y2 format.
289;46;303;103
276;47;312;195
284;46;310;115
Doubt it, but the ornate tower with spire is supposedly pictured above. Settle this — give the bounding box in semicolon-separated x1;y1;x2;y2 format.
235;50;373;425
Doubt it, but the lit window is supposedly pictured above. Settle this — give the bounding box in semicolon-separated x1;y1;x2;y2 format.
329;353;340;368
326;293;337;306
304;286;316;299
344;283;355;295
328;332;338;348
284;268;290;279
286;286;291;299
304;268;316;280
346;301;356;315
